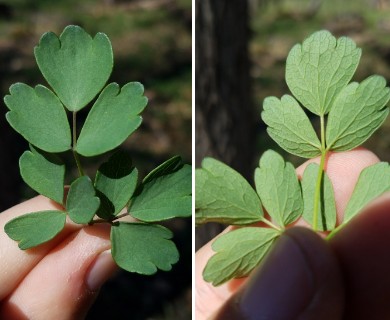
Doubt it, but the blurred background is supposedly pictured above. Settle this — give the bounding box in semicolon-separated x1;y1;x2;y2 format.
0;0;191;319
196;0;390;248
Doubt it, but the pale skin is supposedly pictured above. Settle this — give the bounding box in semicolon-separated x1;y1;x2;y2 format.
196;148;390;319
0;196;118;319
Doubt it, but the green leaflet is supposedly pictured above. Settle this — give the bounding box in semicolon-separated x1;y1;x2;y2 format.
261;95;321;158
34;25;113;111
19;145;65;205
301;163;336;231
254;150;302;227
111;222;179;275
130;159;191;222
4;83;71;153
326;76;390;151
4;210;66;249
142;155;183;184
95;151;138;219
203;227;280;286
76;82;148;156
195;158;263;225
343;162;390;224
286;30;361;116
66;176;100;224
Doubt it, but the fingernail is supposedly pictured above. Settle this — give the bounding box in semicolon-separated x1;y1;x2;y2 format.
86;250;117;292
238;234;314;318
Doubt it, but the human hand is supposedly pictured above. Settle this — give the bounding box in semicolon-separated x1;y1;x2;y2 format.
0;195;118;319
196;148;390;319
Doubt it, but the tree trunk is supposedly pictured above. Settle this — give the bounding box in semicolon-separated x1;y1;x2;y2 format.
195;0;255;249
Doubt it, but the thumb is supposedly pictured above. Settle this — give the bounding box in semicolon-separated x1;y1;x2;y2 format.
213;227;344;320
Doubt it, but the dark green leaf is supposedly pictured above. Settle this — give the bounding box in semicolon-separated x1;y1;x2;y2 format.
4;83;71;152
95;151;138;219
301;163;336;231
19;145;65;204
142;155;182;184
76;82;148;156
343;162;390;224
286;30;361;115
111;222;179;274
4;210;66;249
34;25;113;111
326;76;390;151
203;227;280;286
196;158;263;225
255;150;302;227
261;95;321;158
130;161;191;222
66;176;100;224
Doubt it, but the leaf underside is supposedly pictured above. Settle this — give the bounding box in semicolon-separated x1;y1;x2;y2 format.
111;222;179;275
4;210;66;250
195;158;263;225
130;158;191;222
255;150;302;227
286;30;361;116
19;145;65;204
34;25;113;111
301;163;336;231
343;162;390;224
261;95;321;158
203;227;280;286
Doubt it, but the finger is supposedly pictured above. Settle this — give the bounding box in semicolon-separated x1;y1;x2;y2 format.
329;193;390;319
213;227;344;320
0;224;117;320
195;148;379;319
296;148;379;222
0;196;81;300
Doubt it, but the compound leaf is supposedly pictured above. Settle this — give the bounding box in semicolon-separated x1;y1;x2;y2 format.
76;82;147;156
111;222;179;274
326;76;390;151
4;210;66;250
19;145;65;205
343;162;390;224
95;151;138;219
4;83;71;152
255;150;302;227
130;159;191;222
261;95;321;158
34;25;113;111
195;158;263;225
66;176;100;224
301;163;336;231
286;30;361;115
203;227;280;286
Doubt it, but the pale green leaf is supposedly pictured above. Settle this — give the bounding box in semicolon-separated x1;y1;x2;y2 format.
95;151;138;219
76;82;147;156
301;163;336;231
255;150;302;227
203;227;280;286
343;162;390;224
4;83;71;152
130;159;191;222
111;222;179;274
326;76;390;151
34;25;113;111
19;145;65;204
195;158;263;225
66;176;100;224
4;210;66;249
286;30;361;115
261;95;321;158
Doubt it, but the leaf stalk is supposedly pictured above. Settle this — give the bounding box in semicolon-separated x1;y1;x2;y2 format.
72;111;84;176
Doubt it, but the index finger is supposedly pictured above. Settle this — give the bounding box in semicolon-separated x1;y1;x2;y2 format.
195;148;379;320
